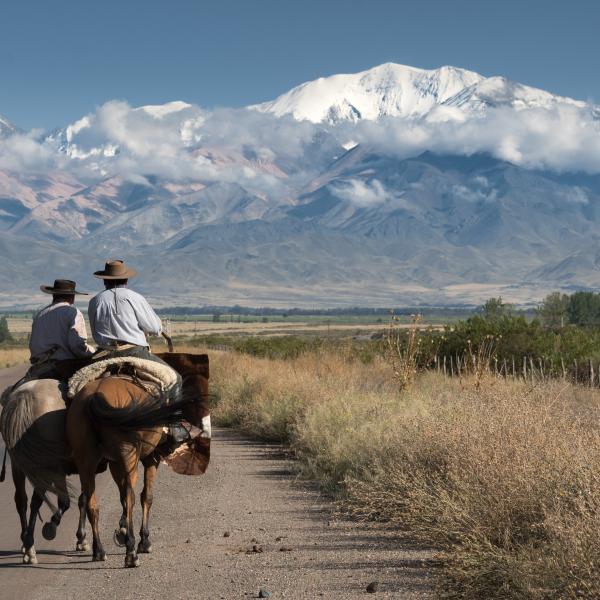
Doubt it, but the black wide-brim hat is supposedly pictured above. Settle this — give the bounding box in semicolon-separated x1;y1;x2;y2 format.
40;279;89;295
93;259;138;280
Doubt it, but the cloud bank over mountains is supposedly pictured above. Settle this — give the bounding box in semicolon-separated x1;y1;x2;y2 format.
2;63;600;183
2;62;600;307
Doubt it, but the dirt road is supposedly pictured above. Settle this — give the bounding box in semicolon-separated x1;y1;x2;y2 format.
0;365;434;599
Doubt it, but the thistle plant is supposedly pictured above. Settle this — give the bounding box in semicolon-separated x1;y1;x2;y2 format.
385;313;422;393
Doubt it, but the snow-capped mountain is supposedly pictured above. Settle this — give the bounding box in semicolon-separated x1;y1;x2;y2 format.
253;63;590;123
0;113;18;138
44;100;203;159
2;62;600;308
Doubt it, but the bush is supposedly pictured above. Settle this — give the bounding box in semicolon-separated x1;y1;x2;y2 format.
0;316;13;344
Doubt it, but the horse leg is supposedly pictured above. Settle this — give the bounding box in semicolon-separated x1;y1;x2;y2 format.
75;493;89;552
42;482;70;541
122;449;140;568
138;458;158;554
109;461;128;547
80;470;106;561
12;463;28;554
22;490;44;564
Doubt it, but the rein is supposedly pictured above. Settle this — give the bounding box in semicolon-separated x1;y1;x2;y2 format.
161;332;174;353
0;446;7;482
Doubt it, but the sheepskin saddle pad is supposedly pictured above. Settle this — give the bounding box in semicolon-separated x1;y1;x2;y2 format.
68;357;178;400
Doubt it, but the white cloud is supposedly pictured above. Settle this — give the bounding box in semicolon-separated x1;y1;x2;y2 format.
451;184;498;203
330;178;388;206
0;132;66;172
329;178;415;210
560;186;589;204
347;104;600;174
2;99;600;206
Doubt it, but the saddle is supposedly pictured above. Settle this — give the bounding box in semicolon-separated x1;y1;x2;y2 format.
67;356;179;400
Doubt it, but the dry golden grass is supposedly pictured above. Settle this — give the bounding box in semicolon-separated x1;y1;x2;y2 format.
0;347;29;369
208;347;600;599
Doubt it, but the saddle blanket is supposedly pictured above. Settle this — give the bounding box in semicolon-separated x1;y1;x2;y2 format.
68;357;178;399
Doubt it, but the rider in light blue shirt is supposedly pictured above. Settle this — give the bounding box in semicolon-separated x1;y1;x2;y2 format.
88;260;162;350
88;259;186;453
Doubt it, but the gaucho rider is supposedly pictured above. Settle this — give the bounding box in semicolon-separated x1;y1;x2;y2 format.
28;279;95;379
87;259;187;449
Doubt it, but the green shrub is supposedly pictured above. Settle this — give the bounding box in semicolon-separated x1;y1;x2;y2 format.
0;316;13;344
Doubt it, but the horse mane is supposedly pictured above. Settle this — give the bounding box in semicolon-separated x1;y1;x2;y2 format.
87;387;186;431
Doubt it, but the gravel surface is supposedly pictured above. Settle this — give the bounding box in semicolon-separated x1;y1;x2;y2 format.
0;366;435;599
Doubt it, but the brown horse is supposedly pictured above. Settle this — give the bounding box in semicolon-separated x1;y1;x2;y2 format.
66;353;210;567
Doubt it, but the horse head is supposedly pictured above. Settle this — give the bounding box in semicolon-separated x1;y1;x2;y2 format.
156;352;211;475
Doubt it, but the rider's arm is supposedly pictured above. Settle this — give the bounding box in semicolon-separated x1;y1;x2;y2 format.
132;295;162;337
67;308;95;357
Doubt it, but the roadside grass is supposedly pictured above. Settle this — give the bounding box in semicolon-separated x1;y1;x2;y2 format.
0;346;29;369
208;347;600;599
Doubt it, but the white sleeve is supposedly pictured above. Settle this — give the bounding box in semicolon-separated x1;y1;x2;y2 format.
131;295;162;336
68;309;95;357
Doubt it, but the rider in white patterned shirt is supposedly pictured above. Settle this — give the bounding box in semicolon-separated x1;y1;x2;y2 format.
28;279;95;379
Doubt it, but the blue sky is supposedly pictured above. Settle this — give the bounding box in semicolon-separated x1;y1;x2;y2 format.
1;0;599;129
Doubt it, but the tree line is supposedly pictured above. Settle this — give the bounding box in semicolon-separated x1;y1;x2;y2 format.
418;292;600;369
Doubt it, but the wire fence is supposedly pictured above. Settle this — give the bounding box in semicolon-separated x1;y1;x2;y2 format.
432;353;600;387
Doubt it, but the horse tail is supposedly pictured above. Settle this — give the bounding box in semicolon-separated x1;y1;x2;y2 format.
87;391;186;431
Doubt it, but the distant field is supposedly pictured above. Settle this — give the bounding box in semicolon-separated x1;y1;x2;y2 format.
6;313;447;342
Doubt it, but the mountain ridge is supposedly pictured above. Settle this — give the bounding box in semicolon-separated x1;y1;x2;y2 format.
1;63;600;307
252;62;590;124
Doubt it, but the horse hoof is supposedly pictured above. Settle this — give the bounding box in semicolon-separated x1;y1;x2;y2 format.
21;546;26;555
124;554;140;568
137;541;152;553
93;551;107;562
76;541;90;552
113;528;127;547
23;550;37;565
42;521;57;540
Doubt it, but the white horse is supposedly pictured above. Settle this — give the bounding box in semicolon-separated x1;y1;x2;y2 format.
0;379;88;564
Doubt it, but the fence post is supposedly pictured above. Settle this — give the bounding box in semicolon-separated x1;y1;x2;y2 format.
561;358;566;381
590;359;594;388
529;357;534;383
443;355;447;377
574;359;578;385
523;356;527;380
